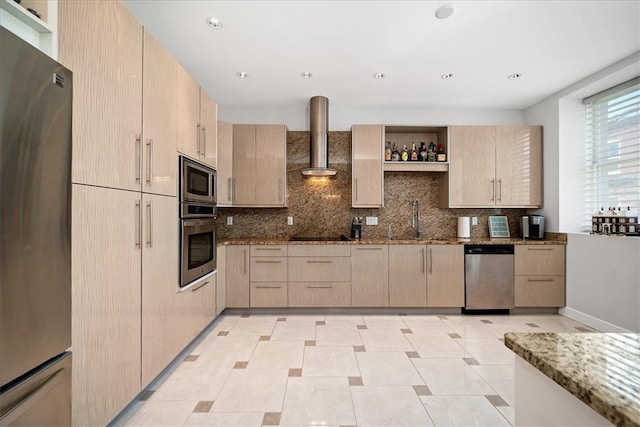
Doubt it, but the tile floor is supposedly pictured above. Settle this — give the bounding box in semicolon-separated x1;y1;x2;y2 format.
116;313;596;427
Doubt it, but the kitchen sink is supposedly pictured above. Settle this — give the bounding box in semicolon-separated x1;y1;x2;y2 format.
289;235;351;242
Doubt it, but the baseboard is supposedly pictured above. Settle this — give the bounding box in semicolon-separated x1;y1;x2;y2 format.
559;307;632;332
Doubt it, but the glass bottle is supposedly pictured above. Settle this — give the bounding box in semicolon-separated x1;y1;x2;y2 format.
436;143;446;162
410;142;418;161
385;140;392;161
391;143;400;161
401;145;409;161
427;142;436;162
419;142;427;161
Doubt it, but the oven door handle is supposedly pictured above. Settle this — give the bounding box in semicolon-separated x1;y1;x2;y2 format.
182;218;215;227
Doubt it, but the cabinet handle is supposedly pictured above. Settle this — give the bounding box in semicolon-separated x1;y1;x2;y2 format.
244;248;248;274
527;278;555;282
255;247;282;251
255;285;281;289
307;285;332;289
146;201;153;247
202;126;206;157
356;247;383;250
232;178;236;203
135;200;141;249
497;179;502;202
191;280;210;292
490;179;495;201
255;260;282;263
146;138;153;185
196;123;201;155
527;247;555;251
429;248;433;274
227;178;233;202
421;248;425;273
307;260;332;264
135;135;141;183
279;179;283;203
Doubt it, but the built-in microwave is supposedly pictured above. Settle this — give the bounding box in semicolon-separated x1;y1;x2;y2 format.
180;156;216;204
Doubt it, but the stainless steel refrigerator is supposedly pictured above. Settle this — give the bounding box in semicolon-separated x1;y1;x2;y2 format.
0;27;72;425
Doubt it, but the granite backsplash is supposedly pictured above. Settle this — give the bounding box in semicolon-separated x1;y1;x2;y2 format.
217;131;527;240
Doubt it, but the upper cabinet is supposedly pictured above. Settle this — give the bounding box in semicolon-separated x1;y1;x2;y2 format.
59;0;143;192
352;125;384;208
232;124;287;207
199;89;218;168
441;125;542;208
216;121;233;206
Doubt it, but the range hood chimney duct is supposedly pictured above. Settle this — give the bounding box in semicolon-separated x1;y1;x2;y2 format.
301;96;337;177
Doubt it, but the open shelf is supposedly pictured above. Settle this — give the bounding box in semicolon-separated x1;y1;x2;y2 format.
1;0;51;33
383;161;448;172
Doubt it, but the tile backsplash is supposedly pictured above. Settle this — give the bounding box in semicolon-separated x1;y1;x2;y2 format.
217;131;526;240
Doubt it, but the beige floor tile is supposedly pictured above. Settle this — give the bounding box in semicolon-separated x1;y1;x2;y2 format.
302;346;360;377
351;385;434;426
316;324;363;346
471;365;515;406
356;352;423;386
149;359;236;402
280;377;356;426
358;328;414;352
323;314;364;325
441;321;502;338
271;320;317;341
412;358;495;396
124;400;198;426
497;405;515;426
246;340;304;369
193;336;259;362
420;395;511;426
225;317;278;337
406;334;470;358
455;338;516;365
184;411;264;426
361;314;408;329
211;368;288;413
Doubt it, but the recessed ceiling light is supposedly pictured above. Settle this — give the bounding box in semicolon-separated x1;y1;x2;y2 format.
441;73;454;80
206;18;222;29
373;72;385;80
236;72;249;79
435;4;454;19
508;73;522;80
301;72;313;79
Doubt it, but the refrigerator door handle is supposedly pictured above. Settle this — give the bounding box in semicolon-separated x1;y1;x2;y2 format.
0;369;64;426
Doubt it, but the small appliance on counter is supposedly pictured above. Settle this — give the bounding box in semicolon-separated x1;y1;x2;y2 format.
351;216;362;239
520;215;545;239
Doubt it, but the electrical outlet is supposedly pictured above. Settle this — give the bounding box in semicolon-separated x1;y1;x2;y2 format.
365;216;378;225
287;216;293;226
472;217;478;226
226;216;233;226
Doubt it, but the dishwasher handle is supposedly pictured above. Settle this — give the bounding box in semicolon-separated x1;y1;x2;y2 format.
464;245;514;255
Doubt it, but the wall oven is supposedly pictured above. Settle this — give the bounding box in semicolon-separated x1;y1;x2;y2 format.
179;156;217;288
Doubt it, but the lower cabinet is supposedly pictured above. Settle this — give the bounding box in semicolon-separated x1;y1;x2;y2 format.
250;245;288;307
226;245;250;307
216;246;227;316
426;245;464;307
351;245;388;307
515;245;566;307
389;245;427;307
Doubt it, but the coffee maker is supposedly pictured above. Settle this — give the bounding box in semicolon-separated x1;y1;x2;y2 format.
351;216;362;240
521;215;545;239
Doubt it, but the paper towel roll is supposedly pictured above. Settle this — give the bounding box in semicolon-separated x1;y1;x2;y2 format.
457;217;470;239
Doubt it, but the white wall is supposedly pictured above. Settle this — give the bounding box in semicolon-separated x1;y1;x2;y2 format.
524;52;640;332
219;105;524;131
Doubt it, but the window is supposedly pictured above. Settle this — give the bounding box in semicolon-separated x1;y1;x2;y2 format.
584;77;640;229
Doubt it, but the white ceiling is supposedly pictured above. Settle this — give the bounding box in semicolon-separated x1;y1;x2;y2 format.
124;1;640;112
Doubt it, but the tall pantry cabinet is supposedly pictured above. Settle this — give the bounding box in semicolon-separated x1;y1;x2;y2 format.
59;1;184;425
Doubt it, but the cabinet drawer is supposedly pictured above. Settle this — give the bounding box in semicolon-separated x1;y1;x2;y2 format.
288;282;351;307
288;257;350;282
250;245;287;257
515;276;565;307
250;257;287;282
287;245;350;257
515;245;565;276
250;282;287;307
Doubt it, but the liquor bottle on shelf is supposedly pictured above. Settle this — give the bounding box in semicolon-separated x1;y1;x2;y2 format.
419;142;427;161
427;142;436;162
436;143;446;162
385;140;392;161
401;145;409;161
410;142;418;161
391;143;400;161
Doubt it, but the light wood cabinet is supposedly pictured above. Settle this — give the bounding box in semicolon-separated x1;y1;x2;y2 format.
426;245;464;307
142;30;185;196
232;124;287;207
388;245;427;307
199;89;218;168
226;245;250;307
217;121;234;206
250;245;288;307
289;282;351;307
352;125;384;208
59;0;142;192
351;245;388;307
71;185;141;426
216;246;227;315
515;245;566;307
442;125;542;208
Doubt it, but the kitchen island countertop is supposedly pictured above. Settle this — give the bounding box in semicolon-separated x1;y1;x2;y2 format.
505;332;640;427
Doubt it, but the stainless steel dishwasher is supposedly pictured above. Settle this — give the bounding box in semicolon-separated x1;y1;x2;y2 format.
464;245;515;311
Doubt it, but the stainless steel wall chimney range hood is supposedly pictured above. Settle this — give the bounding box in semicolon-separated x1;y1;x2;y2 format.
301;96;337;177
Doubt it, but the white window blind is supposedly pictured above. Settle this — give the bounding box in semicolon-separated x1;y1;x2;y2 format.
584;77;640;229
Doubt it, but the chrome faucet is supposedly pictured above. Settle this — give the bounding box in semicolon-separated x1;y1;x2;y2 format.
412;199;422;238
